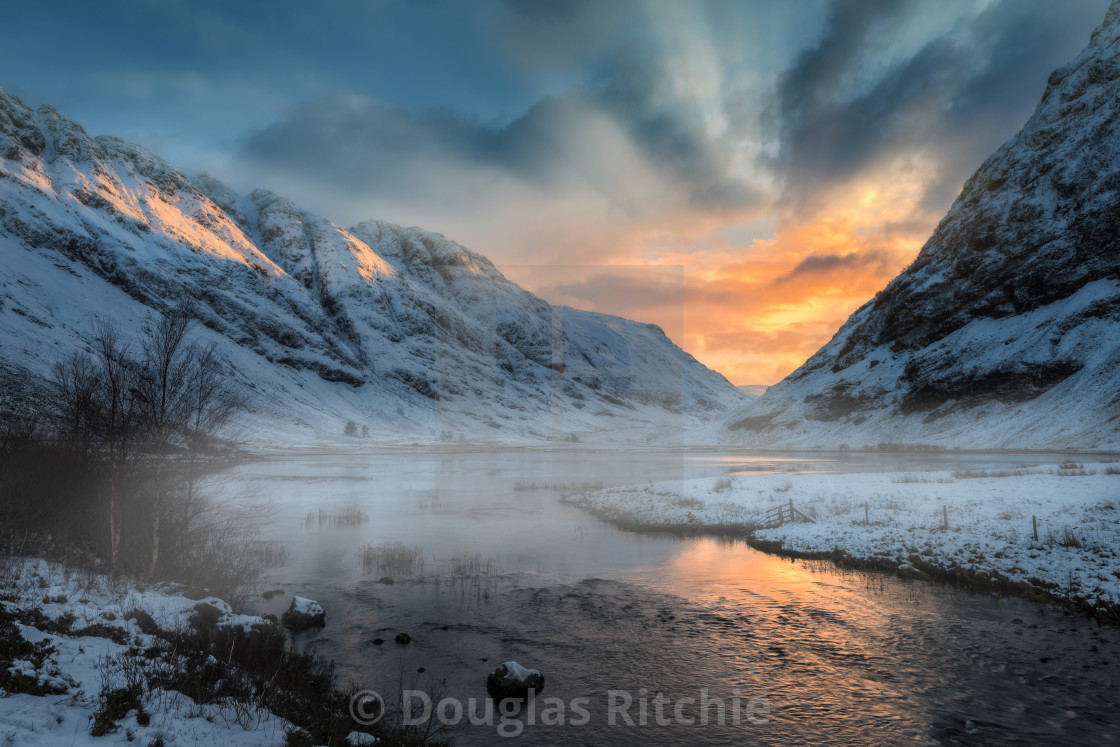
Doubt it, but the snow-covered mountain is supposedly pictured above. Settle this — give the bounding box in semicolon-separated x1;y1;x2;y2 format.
0;90;743;444
712;2;1120;451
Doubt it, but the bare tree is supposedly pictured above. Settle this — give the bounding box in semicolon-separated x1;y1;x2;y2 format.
171;340;247;570
90;319;139;575
184;341;245;454
0;392;42;541
135;307;195;578
4;313;250;589
49;351;100;458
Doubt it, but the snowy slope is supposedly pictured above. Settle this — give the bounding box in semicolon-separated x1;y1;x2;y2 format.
711;2;1120;451
0;558;345;746
0;90;743;445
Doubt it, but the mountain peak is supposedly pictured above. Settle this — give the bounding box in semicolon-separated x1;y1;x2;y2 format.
0;94;744;443
716;4;1120;450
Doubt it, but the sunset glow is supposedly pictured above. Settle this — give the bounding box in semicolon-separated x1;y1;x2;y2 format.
507;155;934;384
3;2;1120;745
2;0;1107;385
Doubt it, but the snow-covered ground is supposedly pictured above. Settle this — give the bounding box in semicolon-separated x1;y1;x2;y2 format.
0;87;744;451
0;558;367;746
563;460;1120;615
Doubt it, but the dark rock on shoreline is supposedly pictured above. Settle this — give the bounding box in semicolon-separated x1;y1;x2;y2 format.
281;597;326;631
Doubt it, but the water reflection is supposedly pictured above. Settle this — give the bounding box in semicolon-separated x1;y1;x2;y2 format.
209;450;1120;745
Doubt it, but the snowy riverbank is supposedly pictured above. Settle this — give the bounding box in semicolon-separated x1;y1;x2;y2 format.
0;558;382;746
563;460;1120;620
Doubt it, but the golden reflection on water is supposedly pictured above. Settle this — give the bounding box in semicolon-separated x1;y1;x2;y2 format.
656;538;940;743
658;537;855;606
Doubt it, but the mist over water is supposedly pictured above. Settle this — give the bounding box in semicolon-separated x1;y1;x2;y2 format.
211;450;1120;745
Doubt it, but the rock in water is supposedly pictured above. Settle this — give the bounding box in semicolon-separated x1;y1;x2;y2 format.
281;596;325;631
486;661;545;700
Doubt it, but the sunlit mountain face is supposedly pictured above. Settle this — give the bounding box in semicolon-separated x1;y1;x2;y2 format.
1;0;1108;386
0;87;751;447
4;5;1120;747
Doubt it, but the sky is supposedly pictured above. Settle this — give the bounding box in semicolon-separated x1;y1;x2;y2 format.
1;0;1110;385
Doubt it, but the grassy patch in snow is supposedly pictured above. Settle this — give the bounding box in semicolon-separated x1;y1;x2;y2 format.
891;473;956;483
514;480;604;492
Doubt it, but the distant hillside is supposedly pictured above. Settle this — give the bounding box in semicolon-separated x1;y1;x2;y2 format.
711;1;1120;450
0;89;743;444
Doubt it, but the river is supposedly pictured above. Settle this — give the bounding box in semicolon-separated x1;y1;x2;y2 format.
211;449;1120;745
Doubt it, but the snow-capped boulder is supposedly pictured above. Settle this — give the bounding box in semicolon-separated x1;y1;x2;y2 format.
486;661;545;700
281;596;325;631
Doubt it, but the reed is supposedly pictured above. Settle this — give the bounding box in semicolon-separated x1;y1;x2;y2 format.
356;542;424;577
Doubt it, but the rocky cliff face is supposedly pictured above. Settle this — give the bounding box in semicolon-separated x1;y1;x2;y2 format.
0;90;742;443
715;2;1120;450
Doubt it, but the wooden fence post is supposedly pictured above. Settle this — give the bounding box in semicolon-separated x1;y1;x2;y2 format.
1033;515;1038;542
865;502;870;525
943;505;948;531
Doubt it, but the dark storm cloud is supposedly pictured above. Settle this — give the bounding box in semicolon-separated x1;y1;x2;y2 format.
233;0;1106;229
237;93;601;203
774;0;1109;214
593;47;757;208
776;249;896;282
240;97;496;189
236;44;763;214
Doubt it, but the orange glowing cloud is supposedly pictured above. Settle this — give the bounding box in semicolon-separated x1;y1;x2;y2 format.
513;156;938;386
268;89;948;388
679;161;934;384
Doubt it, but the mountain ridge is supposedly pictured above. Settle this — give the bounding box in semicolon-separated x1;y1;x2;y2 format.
710;1;1120;450
0;88;743;444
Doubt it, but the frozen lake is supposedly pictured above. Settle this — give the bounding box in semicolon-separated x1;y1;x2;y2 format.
214;449;1120;745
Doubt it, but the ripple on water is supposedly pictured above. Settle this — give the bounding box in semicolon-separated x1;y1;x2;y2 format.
230;451;1120;746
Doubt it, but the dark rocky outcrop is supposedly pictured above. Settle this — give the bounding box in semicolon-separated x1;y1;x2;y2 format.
719;2;1120;450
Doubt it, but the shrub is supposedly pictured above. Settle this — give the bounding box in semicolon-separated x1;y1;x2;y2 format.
91;686;145;736
125;609;160;635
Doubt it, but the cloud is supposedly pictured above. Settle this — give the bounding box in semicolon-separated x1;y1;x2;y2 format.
492;0;637;69
773;0;1109;216
234;42;765;220
701;324;832;356
776;248;896;282
523;266;685;339
217;0;1108;385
